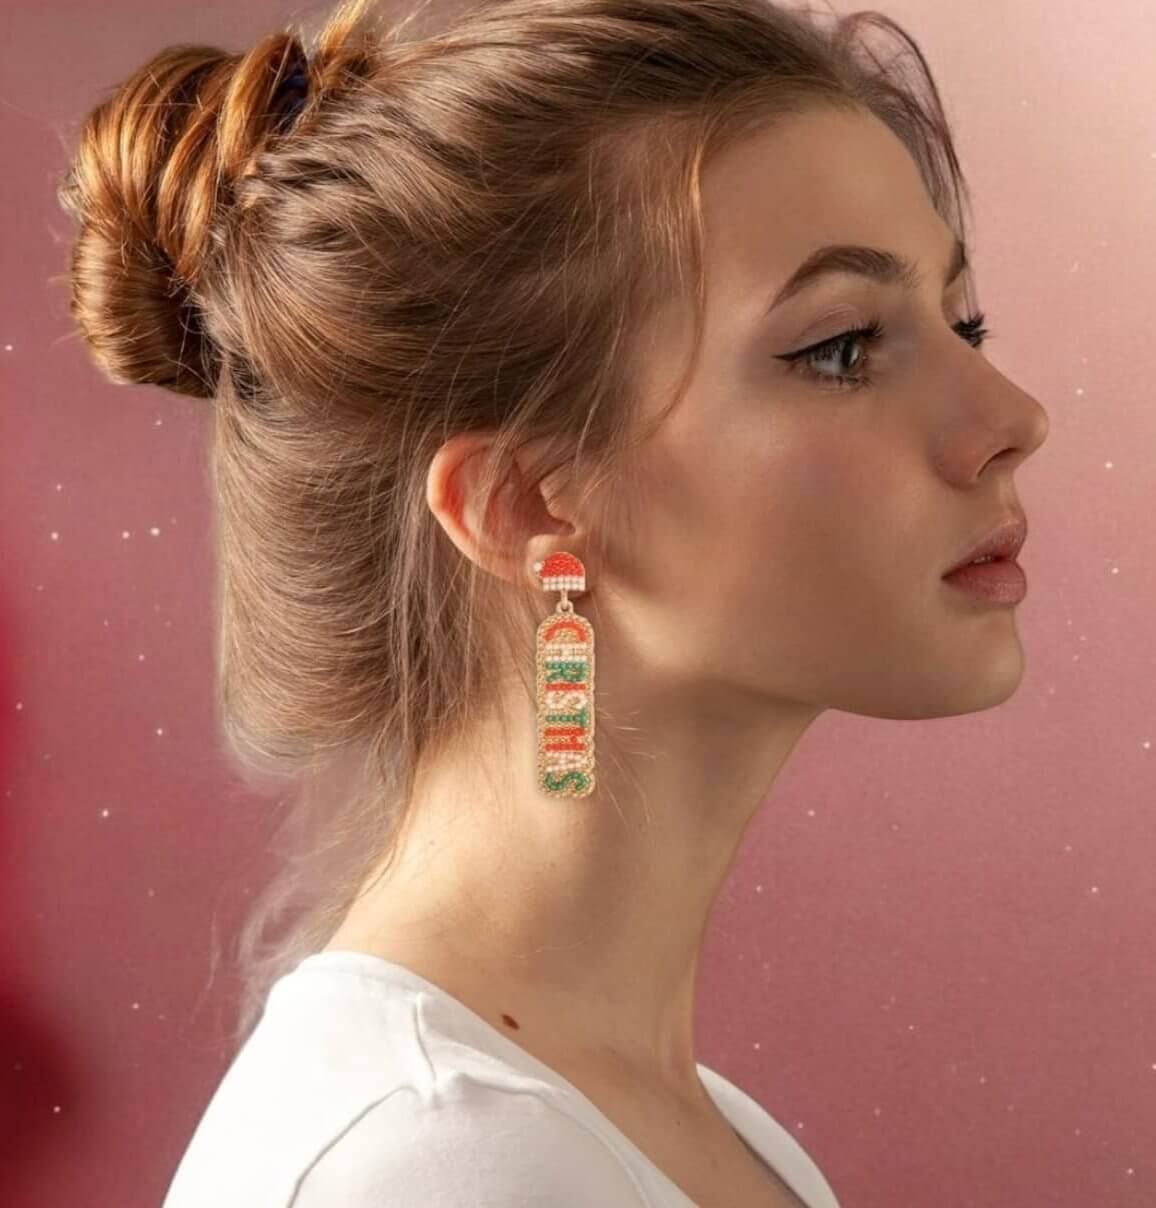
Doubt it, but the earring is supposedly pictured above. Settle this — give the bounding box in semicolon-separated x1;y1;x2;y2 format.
532;551;596;798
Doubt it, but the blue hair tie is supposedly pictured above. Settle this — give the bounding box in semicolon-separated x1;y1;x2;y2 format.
274;61;310;130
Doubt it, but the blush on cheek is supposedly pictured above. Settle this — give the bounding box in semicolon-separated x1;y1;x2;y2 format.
756;435;906;596
801;435;907;533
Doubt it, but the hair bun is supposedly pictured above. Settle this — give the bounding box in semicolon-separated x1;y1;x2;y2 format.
58;34;314;399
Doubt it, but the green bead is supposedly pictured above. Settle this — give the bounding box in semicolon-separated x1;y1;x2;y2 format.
544;769;590;793
544;659;587;683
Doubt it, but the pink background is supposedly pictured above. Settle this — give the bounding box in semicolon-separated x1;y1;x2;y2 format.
4;1;1153;1204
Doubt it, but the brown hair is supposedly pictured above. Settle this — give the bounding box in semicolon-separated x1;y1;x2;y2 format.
57;0;976;1053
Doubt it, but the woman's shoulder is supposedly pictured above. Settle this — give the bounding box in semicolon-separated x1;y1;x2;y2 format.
161;949;648;1207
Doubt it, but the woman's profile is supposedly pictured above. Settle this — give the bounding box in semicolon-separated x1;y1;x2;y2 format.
57;0;1049;1204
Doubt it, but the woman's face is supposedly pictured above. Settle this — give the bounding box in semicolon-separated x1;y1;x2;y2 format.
615;104;1050;722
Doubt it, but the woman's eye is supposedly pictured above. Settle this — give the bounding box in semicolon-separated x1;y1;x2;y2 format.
954;311;989;348
774;318;885;392
774;310;989;392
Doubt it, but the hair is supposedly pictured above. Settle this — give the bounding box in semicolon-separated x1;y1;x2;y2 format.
57;0;977;1055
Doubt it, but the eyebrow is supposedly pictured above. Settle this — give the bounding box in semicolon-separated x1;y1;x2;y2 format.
766;234;969;312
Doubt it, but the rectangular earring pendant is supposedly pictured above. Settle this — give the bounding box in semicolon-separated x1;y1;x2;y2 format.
533;553;595;798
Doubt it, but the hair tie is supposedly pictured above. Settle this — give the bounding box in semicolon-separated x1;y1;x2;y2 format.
273;60;310;131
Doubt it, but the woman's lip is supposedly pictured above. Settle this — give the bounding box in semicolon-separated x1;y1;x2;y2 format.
941;555;1007;575
944;515;1028;574
942;556;1028;604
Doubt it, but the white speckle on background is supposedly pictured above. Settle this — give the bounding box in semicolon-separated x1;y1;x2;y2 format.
1111;567;1119;575
100;808;109;818
1105;461;1113;469
1143;740;1151;750
155;727;165;736
149;526;160;536
122;530;131;539
138;653;146;662
132;1002;140;1011
1075;386;1084;396
147;888;156;897
15;702;22;711
55;483;63;491
1090;886;1100;895
2;344;12;351
50;531;59;541
154;417;163;426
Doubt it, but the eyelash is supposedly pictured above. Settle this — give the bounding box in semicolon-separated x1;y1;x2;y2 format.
777;310;990;392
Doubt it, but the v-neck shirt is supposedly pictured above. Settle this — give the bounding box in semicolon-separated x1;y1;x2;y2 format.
161;949;843;1207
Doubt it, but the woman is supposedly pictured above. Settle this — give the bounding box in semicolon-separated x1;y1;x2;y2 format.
58;0;1049;1204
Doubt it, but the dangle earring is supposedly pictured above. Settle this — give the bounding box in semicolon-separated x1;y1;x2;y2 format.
532;551;596;798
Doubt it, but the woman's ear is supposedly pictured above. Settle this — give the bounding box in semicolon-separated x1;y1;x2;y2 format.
425;430;576;585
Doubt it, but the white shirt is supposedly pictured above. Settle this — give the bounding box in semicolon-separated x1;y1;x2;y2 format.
162;949;842;1207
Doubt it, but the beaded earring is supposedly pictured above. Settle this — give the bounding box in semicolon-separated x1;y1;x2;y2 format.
532;551;596;798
